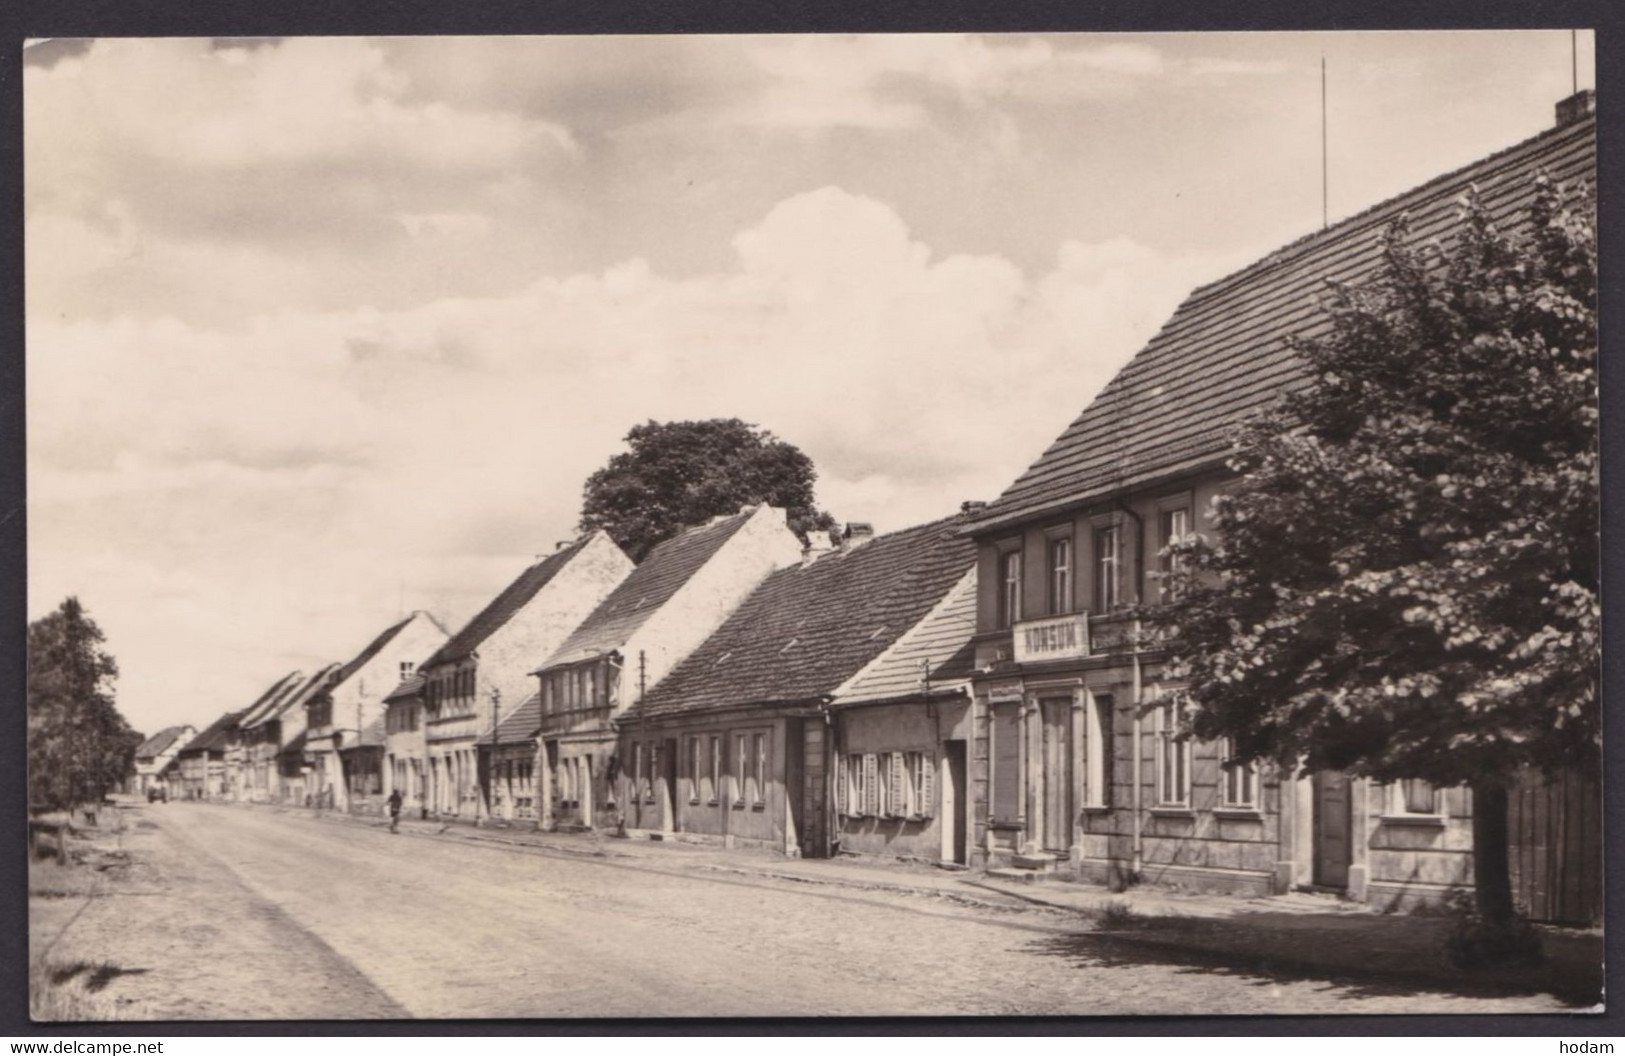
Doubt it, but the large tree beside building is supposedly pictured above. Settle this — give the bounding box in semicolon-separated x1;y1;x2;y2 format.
580;418;837;561
28;597;142;811
1155;175;1598;932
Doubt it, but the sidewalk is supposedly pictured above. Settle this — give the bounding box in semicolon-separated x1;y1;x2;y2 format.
260;801;1605;1008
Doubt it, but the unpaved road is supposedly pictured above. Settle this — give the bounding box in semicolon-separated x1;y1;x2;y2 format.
44;801;1577;1019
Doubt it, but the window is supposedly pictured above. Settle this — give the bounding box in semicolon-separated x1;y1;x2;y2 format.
998;548;1023;629
1154;700;1191;808
687;736;701;803
631;743;644;803
839;753;864;815
645;743;658;803
734;734;747;807
1095;526;1121;612
1158;506;1192;601
1085;693;1113;808
905;751;935;818
1395;779;1441;815
1047;536;1073;615
400;660;414;681
1220;739;1258;808
752;733;767;806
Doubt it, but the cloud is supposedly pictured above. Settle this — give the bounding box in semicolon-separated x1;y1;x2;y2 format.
31;186;1233;736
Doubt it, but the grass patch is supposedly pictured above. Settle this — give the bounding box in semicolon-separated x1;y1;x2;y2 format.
1095;899;1143;930
29;958;124;1022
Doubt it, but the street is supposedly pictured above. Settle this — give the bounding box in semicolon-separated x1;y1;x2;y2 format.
33;801;1577;1019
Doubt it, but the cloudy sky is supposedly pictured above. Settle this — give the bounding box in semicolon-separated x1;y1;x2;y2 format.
25;31;1596;736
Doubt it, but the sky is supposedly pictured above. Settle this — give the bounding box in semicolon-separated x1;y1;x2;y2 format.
24;31;1597;736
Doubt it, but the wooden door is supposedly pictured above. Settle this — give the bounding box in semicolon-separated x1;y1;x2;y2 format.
945;740;968;865
1313;770;1352;888
1041;699;1073;852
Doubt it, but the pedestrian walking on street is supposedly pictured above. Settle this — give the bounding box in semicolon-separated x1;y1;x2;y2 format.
387;788;404;833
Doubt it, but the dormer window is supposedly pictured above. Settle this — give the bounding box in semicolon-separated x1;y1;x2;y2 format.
400;660;414;681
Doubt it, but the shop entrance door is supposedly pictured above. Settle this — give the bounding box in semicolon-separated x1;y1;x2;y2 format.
1041;699;1073;853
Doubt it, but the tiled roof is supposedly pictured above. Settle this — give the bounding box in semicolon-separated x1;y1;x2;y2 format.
180;710;244;755
384;672;426;703
331;611;444;692
538;509;759;670
964;112;1596;534
237;670;305;728
628;513;976;720
248;663;341;729
475;692;543;746
832;568;978;707
422;535;598;670
134;725;191;760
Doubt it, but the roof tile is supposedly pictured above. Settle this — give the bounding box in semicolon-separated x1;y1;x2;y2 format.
628;513;975;720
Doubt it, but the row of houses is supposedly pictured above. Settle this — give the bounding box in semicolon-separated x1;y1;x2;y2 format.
161;92;1598;924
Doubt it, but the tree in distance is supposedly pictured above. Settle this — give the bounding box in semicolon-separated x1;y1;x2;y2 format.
1153;174;1597;944
579;418;838;562
28;596;143;813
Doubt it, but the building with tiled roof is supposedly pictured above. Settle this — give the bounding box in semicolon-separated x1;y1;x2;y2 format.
825;564;979;864
303;610;449;812
382;672;428;815
474;691;544;823
238;663;341;805
530;505;802;832
956;93;1595;903
617;511;975;856
134;724;196;797
419;530;633;821
175;709;245;800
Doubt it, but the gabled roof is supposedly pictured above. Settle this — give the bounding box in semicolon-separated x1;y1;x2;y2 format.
832;567;978;708
134;725;191;760
248;663;341;729
238;670;305;728
422;534;600;670
180;709;244;755
329;611;445;693
964;110;1596;535
538;508;760;671
628;513;976;720
475;692;543;746
384;672;426;704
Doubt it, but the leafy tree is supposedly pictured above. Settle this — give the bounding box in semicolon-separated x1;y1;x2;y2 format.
1155;175;1597;930
28;597;141;812
580;418;837;561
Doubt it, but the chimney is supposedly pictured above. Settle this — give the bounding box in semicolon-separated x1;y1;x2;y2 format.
1556;88;1595;127
842;522;875;550
801;530;838;567
960;500;988;516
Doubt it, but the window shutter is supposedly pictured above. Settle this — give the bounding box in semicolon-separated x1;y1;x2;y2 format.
863;754;878;815
834;754;848;814
918;753;935;818
888;753;904;818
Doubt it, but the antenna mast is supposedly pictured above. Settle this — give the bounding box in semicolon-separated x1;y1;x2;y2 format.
1321;55;1329;231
